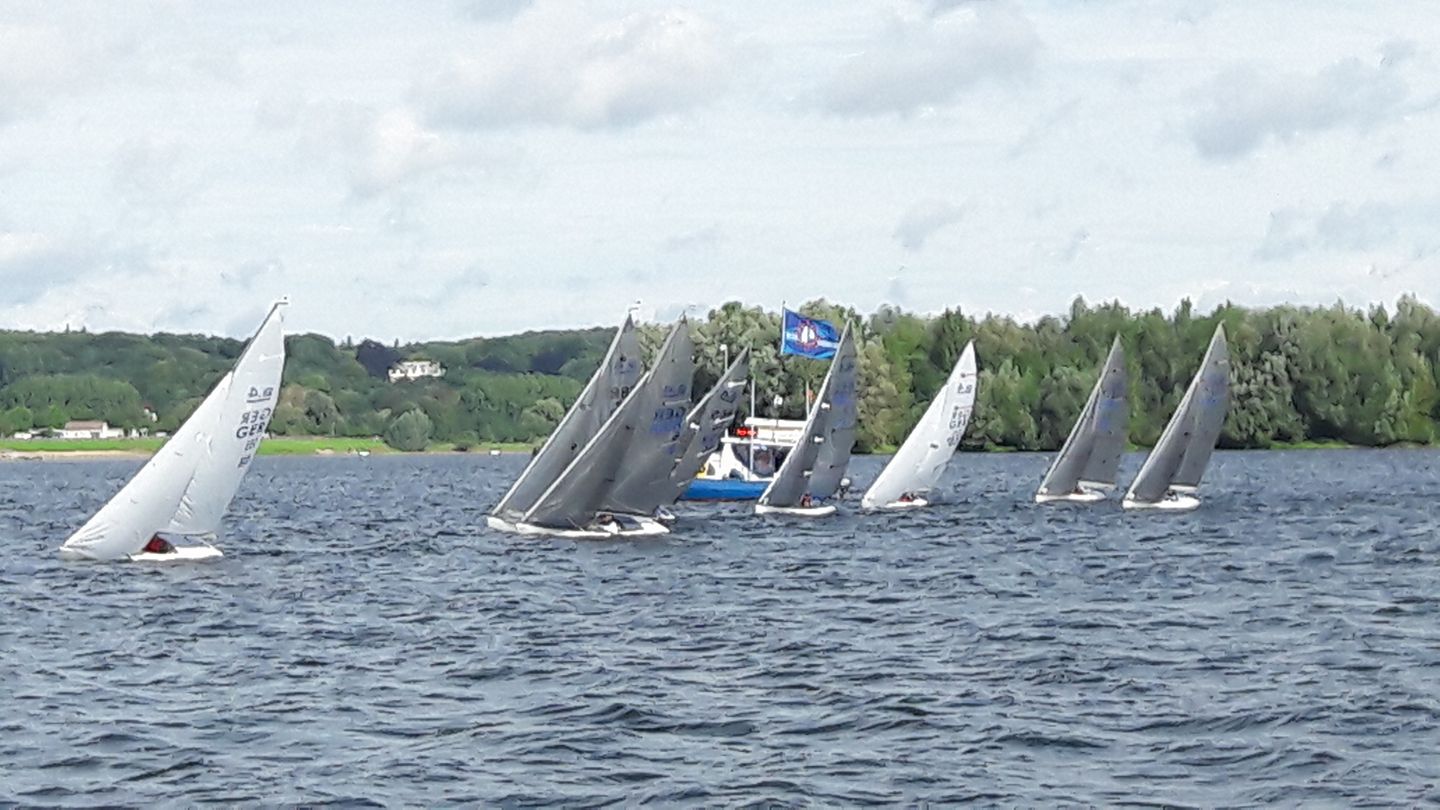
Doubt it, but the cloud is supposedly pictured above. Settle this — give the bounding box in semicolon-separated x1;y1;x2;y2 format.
257;99;475;197
1055;228;1089;263
894;200;965;251
421;4;730;130
0;22;97;121
1189;54;1410;160
662;224;722;253
0;232;149;305
820;2;1039;117
456;0;533;22
1255;202;1399;260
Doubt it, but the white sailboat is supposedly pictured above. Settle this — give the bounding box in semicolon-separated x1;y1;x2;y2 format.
1122;324;1230;512
486;314;642;532
58;301;288;562
1035;335;1129;504
861;340;977;510
754;324;858;517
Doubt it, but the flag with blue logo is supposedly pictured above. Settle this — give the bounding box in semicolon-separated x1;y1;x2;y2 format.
781;308;841;359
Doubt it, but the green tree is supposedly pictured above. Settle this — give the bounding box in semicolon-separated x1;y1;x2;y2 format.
384;408;433;451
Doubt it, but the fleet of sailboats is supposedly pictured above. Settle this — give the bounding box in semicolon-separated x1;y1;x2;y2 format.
51;305;1244;563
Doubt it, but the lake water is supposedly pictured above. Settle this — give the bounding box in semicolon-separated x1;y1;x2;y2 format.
2;450;1438;806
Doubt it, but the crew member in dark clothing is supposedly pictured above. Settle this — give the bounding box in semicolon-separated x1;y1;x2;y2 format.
143;535;176;554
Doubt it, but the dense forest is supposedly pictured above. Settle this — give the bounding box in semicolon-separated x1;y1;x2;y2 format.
1;296;1437;452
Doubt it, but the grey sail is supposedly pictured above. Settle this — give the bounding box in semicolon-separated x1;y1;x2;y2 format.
1125;324;1230;503
491;315;642;519
524;322;694;528
757;324;856;507
1171;327;1230;489
598;324;696;515
805;326;858;499
662;348;750;504
1037;336;1128;496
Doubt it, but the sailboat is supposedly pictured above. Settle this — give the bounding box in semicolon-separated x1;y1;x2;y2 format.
660;348;751;505
489;317;696;538
754;324;858;517
861;340;977;510
487;314;642;533
1122;324;1230;511
1035;335;1129;504
58;301;288;562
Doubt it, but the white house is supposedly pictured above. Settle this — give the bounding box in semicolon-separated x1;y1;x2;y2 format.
56;420;126;439
388;359;446;383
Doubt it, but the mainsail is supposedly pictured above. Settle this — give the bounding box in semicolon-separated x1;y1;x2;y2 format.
757;324;858;508
662;348;750;504
523;321;695;528
59;302;287;560
490;315;642;520
1124;324;1230;505
1035;335;1128;498
861;340;977;508
166;302;286;535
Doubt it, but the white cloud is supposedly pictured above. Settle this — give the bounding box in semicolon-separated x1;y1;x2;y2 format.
421;3;731;130
894;200;965;251
0;22;99;120
1189;53;1411;160
820;2;1039;117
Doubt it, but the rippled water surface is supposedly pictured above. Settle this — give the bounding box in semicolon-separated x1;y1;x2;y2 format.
2;450;1438;806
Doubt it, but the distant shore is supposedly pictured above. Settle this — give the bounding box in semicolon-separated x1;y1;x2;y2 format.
0;437;535;461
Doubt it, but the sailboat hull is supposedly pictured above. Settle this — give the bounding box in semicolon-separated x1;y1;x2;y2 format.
754;503;837;517
487;513;670;539
865;497;930;511
59;545;224;562
1121;492;1201;512
1035;488;1108;504
130;546;225;562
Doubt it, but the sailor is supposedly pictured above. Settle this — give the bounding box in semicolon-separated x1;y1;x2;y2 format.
143;534;176;554
897;492;916;503
799;492;814;508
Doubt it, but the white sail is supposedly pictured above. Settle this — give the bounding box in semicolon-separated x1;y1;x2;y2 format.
1035;335;1128;500
1124;324;1230;507
861;340;976;509
59;302;287;561
166;302;286;535
756;324;858;509
490;315;642;520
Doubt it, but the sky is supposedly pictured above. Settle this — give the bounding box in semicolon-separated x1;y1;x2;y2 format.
1;0;1438;341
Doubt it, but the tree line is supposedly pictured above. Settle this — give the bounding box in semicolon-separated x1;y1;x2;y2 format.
1;295;1436;451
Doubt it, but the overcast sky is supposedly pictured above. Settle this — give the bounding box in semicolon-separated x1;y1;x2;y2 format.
2;0;1437;340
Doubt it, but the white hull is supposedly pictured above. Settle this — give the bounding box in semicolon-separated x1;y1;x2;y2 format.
486;513;670;539
755;502;837;517
1035;489;1108;504
60;544;224;562
130;545;224;562
864;497;929;511
1122;492;1201;512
